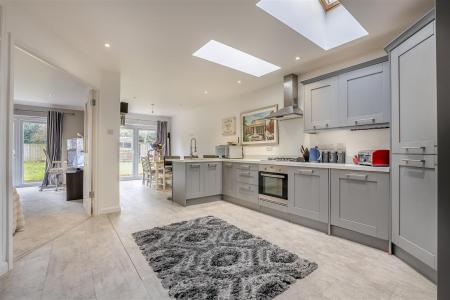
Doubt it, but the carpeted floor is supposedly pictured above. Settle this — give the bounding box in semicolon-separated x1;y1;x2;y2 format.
133;216;317;299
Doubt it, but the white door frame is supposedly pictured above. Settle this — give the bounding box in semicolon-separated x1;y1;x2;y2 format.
0;4;14;275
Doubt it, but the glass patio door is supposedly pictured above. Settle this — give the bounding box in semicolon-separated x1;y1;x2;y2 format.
13;116;47;186
120;126;156;179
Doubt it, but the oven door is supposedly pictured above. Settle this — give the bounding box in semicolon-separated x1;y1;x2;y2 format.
258;171;288;201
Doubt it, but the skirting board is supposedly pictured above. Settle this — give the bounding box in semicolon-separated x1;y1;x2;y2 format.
185;195;222;206
99;206;121;215
331;225;389;252
0;261;8;276
392;244;437;284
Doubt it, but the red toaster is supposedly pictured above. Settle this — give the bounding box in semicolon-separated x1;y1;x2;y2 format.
357;150;390;167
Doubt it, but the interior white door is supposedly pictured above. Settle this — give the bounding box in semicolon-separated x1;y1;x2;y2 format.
83;90;96;216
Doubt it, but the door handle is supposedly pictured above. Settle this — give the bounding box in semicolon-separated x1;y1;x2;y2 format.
260;173;285;179
401;159;426;166
354;118;375;125
345;173;368;181
401;146;426;151
296;169;314;175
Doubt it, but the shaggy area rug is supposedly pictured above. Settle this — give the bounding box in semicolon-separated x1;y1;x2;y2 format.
132;216;317;299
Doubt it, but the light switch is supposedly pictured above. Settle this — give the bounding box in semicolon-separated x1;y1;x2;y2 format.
107;129;114;135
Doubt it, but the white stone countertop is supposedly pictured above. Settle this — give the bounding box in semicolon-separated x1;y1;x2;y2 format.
168;158;390;173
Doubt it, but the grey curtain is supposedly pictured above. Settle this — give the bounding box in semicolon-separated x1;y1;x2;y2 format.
42;111;64;186
156;120;169;156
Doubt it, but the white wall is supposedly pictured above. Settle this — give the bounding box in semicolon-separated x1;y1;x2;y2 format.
172;52;390;161
95;71;120;215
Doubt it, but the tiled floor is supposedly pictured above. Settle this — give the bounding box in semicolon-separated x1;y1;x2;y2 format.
0;180;437;299
13;186;88;260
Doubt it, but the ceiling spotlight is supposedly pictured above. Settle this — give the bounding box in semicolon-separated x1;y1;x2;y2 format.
204;90;208;94
104;43;111;48
237;80;242;84
295;56;300;61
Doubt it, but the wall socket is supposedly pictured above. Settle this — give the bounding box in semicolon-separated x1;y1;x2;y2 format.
266;146;273;151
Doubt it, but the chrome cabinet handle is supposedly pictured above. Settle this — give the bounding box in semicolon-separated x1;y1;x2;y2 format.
239;186;252;192
296;169;314;175
354;118;375;125
401;159;426;165
239;171;252;177
208;164;217;168
401;146;426;151
189;164;200;168
240;164;250;169
225;163;233;167
260;173;285;179
345;173;368;181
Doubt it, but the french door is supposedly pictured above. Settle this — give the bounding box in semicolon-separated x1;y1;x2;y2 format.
13;116;47;187
120;126;156;180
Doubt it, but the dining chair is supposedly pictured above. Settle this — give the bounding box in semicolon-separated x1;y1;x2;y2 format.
141;156;152;186
40;148;67;191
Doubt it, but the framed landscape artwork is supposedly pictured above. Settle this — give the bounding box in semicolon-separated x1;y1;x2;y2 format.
241;105;278;145
222;116;236;136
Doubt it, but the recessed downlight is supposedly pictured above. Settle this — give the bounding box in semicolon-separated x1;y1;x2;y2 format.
104;42;111;48
204;90;208;95
237;80;242;84
295;56;300;61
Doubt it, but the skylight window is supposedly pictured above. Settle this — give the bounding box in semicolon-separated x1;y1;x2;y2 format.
320;0;340;12
192;40;280;77
256;0;368;50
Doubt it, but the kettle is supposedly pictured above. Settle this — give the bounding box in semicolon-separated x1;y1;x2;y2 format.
310;146;321;162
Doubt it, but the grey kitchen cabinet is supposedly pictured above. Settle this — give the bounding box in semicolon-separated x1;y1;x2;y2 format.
304;76;340;131
185;163;202;199
222;162;236;197
236;169;258;185
390;21;437;155
203;162;222;197
330;170;390;240
338;62;390;127
236;182;258;205
288;167;329;223
391;154;437;269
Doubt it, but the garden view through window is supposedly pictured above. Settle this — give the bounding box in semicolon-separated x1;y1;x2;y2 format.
23;121;47;183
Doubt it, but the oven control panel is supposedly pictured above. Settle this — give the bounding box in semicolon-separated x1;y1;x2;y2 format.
259;165;288;174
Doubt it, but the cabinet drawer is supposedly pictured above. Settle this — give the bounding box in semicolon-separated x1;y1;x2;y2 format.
236;170;258;185
236;183;258;204
330;170;390;240
235;163;258;171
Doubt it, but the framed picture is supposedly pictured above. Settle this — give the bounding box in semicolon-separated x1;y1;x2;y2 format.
241;105;278;145
222;116;236;136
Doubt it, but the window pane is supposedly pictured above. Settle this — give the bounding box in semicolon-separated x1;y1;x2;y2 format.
23;121;47;183
120;128;134;177
138;129;156;175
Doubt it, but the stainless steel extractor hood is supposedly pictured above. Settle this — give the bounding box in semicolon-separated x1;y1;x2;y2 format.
265;74;303;120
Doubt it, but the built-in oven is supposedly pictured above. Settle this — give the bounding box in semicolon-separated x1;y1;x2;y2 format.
258;165;288;206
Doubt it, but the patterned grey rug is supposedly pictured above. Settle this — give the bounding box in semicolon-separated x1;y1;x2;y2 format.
132;216;317;299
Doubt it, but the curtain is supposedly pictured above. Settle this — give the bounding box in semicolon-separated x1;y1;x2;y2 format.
42;111;64;186
156;120;169;156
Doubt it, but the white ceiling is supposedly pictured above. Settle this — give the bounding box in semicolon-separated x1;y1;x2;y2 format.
9;0;433;115
14;47;91;109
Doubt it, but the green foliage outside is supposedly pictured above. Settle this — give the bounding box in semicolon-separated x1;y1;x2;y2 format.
23;161;46;182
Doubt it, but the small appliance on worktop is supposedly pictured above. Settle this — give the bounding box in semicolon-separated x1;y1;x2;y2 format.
357;149;390;167
215;144;243;159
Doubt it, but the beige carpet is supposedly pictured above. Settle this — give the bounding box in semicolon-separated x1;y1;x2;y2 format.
13;186;89;260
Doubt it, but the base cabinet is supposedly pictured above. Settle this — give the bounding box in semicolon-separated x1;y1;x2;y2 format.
288;167;329;223
185;163;202;199
185;162;222;200
222;162;236;198
391;155;437;270
330;170;390;240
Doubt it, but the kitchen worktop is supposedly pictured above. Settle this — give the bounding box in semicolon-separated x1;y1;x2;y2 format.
168;158;390;173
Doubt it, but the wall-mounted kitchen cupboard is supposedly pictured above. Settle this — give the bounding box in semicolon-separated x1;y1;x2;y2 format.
386;10;437;274
303;59;390;132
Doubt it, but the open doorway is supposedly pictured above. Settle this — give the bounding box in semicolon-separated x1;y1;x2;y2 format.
11;45;93;260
